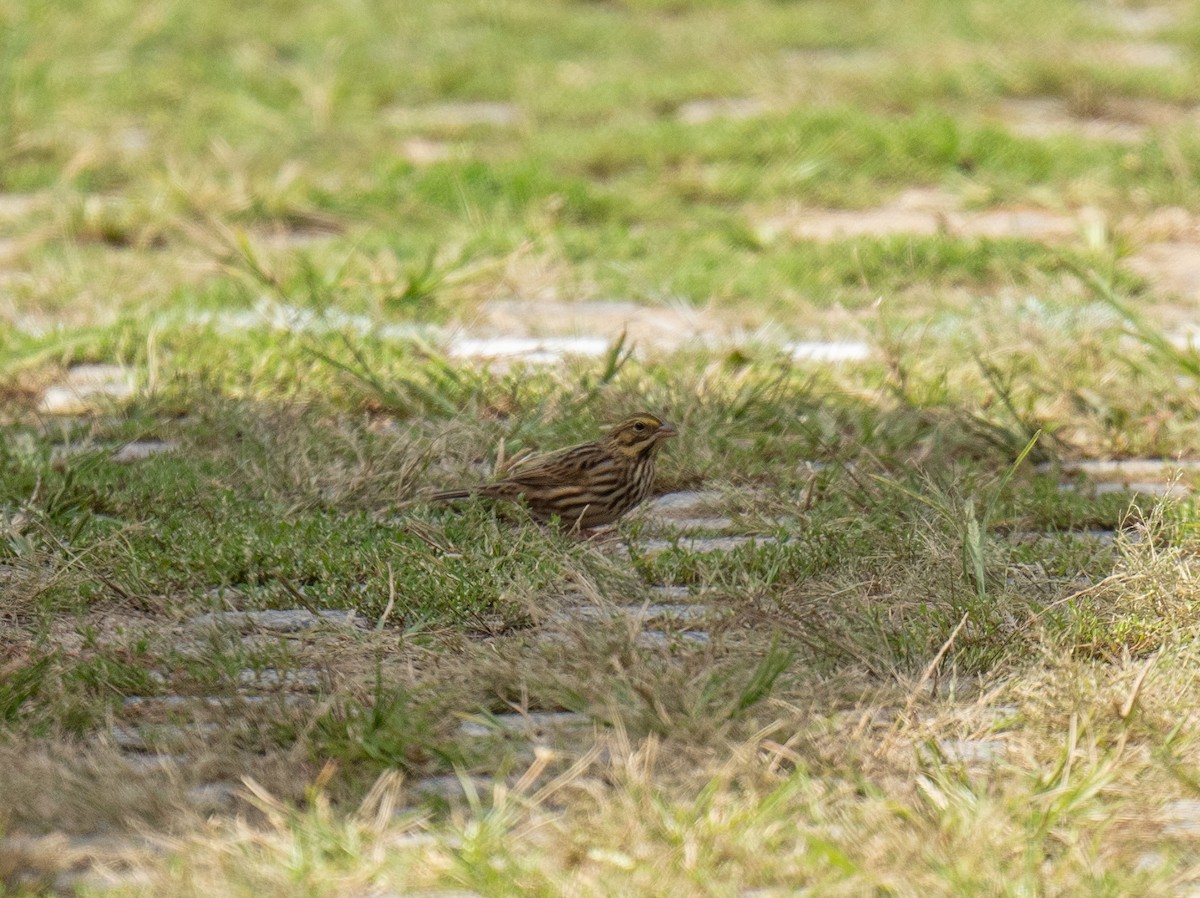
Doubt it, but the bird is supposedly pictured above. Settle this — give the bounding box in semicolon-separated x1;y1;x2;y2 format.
431;413;678;530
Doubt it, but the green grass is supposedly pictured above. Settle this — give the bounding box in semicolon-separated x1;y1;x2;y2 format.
7;0;1200;894
2;0;1198;336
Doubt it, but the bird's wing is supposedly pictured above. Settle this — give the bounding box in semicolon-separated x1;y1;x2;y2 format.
492;458;576;490
486;445;603;493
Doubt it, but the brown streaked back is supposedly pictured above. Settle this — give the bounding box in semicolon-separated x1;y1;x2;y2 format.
431;412;678;529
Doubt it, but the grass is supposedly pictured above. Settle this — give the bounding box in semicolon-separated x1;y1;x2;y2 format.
6;0;1200;894
5;340;1200;893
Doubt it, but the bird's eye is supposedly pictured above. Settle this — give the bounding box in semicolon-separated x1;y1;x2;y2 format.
634;422;646;431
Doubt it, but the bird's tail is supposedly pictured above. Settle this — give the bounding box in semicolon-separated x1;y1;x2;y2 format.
431;489;472;502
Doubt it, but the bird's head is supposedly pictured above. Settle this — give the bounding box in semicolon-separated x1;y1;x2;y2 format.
603;413;678;458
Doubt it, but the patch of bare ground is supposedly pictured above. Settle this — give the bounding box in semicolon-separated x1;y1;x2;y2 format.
38;363;136;415
1098;5;1179;37
1087;39;1186;69
467;298;727;350
400;137;455;165
445;334;610;364
1041;458;1200;499
1128;242;1200;300
752;190;1200;303
0;831;160;895
639;490;727;521
1122;207;1200;301
1041;458;1200;479
780;47;890;74
0;193;42;221
456;710;593;739
999;96;1200;144
50;439;178;465
384;101;522;131
448;242;870;344
675;97;767;125
754;187;1099;243
773;48;898;107
175;296;871;365
0;237;24;263
249;222;342;250
450;298;875;361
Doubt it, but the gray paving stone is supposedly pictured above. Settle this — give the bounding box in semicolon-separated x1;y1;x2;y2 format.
186;300;430;342
556;603;715;625
2;833;160;895
1134;850;1166;873
1004;529;1141;546
756;191;1089;245
401;137;454;165
676;97;766;124
177;299;887;368
122;693;309;711
457;711;591;739
187;782;241;813
1138;243;1200;301
39;364;135;415
109;723;219;751
446;335;609;363
1091;481;1190;498
0;833;159;858
645;491;724;515
1100;5;1176;36
386;101;521;129
783;47;887;72
999;97;1148;145
650;585;695;600
0;192;40;218
110;440;177;464
1038;458;1200;478
1099;40;1183;69
253;226;339;249
788;340;872;362
1163;799;1200;836
476;298;715;351
236;667;323;690
188;608;367;632
110;726;151;750
657;516;737;532
55;867;156;893
409;773;496;801
119;751;189;769
621;602;715;622
123;695;206;710
931;739;1008;764
635;535;783;555
637;629;711;648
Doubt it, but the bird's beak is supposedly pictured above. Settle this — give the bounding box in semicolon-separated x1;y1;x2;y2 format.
655;422;678;440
